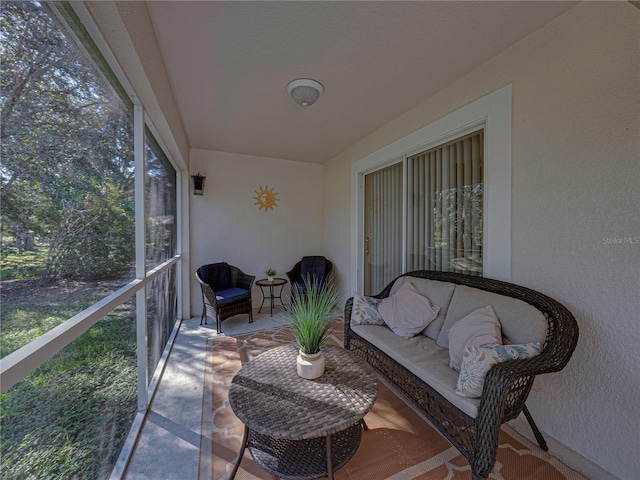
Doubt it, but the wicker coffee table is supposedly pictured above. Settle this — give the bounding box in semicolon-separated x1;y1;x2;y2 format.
228;344;378;480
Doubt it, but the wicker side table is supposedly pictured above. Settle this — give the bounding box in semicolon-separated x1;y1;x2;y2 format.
228;344;378;480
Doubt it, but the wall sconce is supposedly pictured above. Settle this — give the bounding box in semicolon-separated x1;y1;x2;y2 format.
191;172;206;195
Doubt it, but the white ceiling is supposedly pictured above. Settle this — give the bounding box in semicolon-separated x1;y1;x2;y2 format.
146;1;577;164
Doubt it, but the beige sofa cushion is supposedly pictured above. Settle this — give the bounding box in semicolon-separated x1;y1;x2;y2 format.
437;285;549;349
389;277;456;341
351;323;481;418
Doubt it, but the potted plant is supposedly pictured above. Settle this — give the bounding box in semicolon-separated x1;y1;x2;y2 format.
265;268;277;282
289;274;339;379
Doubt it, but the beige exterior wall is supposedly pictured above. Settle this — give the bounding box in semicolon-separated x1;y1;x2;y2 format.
323;2;639;478
189;149;324;314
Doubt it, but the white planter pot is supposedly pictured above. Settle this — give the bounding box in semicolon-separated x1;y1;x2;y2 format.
268;276;274;282
296;350;325;379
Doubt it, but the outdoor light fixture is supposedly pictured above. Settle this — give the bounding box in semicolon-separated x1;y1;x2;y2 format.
191;172;206;195
287;78;324;107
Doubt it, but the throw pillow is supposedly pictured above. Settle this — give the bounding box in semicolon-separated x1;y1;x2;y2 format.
447;305;503;371
351;292;385;326
456;342;542;398
377;281;440;338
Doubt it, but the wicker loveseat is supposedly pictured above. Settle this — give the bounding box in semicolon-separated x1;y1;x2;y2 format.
344;271;578;480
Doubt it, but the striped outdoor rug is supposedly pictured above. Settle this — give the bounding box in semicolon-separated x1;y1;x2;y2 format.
199;319;586;480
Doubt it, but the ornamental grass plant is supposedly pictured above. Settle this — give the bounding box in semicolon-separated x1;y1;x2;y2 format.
289;274;339;355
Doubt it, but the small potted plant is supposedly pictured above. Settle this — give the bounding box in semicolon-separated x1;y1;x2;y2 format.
289;274;339;379
265;268;277;282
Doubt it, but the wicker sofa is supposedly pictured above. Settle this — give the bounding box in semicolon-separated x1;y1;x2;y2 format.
344;271;579;480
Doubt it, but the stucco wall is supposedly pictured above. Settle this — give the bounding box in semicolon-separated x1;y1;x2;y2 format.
189;149;324;315
322;2;639;478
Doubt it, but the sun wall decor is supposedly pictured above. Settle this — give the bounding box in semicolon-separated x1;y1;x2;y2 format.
253;185;280;212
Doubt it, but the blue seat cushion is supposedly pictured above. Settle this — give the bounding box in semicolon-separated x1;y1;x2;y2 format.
215;287;251;307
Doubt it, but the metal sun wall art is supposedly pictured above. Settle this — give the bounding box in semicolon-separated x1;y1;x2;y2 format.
254;185;280;212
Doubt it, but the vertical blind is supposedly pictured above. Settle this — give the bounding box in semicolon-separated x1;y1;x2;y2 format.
364;162;403;295
407;130;484;275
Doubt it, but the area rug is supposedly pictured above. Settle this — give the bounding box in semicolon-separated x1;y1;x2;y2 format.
199;319;586;480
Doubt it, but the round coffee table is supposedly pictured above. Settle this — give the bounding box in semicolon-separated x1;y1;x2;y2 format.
228;344;378;480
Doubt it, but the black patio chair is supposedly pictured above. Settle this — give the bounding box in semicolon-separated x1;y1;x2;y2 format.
286;256;332;296
196;262;255;334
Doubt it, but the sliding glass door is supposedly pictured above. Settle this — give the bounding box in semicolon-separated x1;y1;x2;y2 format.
361;129;484;294
407;130;484;275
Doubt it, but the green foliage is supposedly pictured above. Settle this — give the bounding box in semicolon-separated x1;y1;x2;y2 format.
264;267;277;277
44;186;135;281
1;1;136;282
0;283;137;480
0;238;47;280
0;4;170;477
289;275;339;355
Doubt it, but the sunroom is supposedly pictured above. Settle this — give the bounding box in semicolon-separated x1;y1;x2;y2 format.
1;2;638;480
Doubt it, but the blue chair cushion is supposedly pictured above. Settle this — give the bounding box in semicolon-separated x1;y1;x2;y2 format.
215;287;251;307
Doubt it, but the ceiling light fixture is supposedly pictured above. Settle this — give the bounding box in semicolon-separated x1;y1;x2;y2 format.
287;78;324;107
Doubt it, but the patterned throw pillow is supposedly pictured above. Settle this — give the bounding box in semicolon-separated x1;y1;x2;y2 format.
351;292;386;326
455;342;542;398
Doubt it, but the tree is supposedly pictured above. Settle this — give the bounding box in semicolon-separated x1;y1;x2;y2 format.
1;1;135;280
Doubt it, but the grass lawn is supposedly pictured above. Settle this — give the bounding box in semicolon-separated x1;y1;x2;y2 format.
1;278;138;480
0;239;48;281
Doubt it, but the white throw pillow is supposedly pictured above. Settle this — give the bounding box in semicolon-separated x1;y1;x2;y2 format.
377;281;440;338
351;292;385;326
456;342;542;398
447;305;503;371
